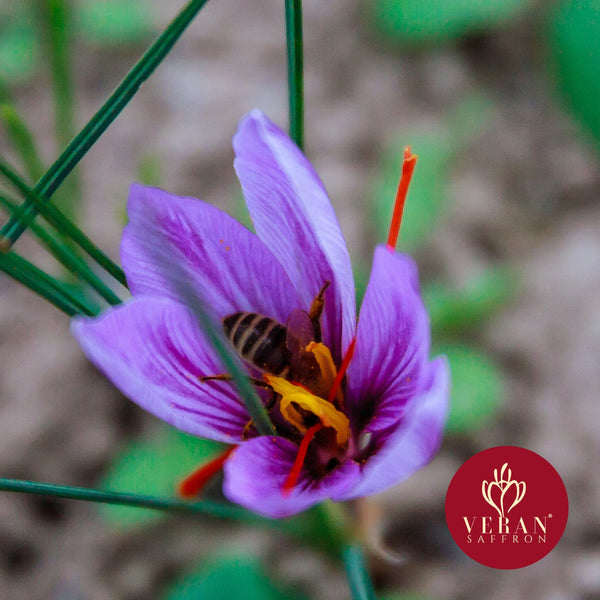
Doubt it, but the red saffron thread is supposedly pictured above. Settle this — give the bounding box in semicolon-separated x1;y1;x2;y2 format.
282;423;324;496
178;446;235;498
387;146;417;250
328;336;356;404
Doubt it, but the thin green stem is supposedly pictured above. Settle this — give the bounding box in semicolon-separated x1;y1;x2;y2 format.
0;103;45;183
145;224;276;436
0;194;121;306
162;258;277;437
343;544;378;600
0;477;268;524
0;158;127;287
285;0;304;150
42;0;80;223
0;252;95;316
1;0;211;246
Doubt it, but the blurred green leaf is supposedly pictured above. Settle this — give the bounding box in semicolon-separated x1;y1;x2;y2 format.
231;188;254;232
161;555;308;600
372;96;491;252
0;102;45;182
353;259;369;309
370;0;533;45
424;268;516;336
372;129;452;252
77;0;154;45
136;152;162;187
100;428;222;528
0;21;39;81
381;595;437;600
547;0;600;153
436;343;503;434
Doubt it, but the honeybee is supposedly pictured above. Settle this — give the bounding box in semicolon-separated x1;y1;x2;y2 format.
202;282;330;398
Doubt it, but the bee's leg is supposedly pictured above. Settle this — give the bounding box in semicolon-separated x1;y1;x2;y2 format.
200;374;272;390
308;280;330;342
201;375;279;440
242;385;279;441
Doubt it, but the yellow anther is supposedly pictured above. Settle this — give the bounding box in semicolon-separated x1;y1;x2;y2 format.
305;341;344;405
264;374;350;446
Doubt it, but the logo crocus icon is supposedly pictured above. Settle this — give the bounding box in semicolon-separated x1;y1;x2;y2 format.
481;462;526;518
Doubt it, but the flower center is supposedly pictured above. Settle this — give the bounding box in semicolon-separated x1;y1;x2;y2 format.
264;373;350;446
263;337;357;494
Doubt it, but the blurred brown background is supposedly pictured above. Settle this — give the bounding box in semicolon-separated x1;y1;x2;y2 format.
1;1;599;599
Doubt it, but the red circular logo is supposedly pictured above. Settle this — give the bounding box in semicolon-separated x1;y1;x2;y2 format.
445;446;568;569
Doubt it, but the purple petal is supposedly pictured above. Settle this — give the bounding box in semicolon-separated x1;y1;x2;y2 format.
339;357;449;500
71;297;250;443
346;246;431;420
233;110;356;360
223;436;360;518
122;184;300;323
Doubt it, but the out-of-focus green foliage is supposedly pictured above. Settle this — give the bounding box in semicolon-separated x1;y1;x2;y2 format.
0;102;45;182
372;96;490;252
161;556;308;600
382;595;438;600
369;96;510;435
372;128;451;253
77;0;155;45
0;0;154;83
99;428;222;528
0;11;38;82
437;343;503;434
136;153;163;188
547;0;600;154
424;268;517;336
369;0;533;45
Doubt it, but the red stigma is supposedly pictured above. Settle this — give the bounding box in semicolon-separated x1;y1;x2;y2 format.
178;446;235;498
282;423;324;496
387;146;417;250
328;336;356;404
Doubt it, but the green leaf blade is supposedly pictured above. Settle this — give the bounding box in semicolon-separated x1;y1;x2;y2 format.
77;0;155;45
437;344;504;434
424;268;517;336
547;0;600;154
161;556;308;600
100;428;222;528
370;0;533;45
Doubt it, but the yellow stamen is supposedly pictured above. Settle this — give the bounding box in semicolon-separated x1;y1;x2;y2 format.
305;341;343;404
264;374;350;446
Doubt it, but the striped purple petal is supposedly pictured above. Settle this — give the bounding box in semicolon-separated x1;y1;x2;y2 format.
122;184;300;323
233;110;356;361
72;297;250;443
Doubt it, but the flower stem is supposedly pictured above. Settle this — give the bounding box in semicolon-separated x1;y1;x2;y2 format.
0;194;121;307
285;0;304;150
0;0;212;246
0;158;127;288
0;252;95;316
343;543;378;600
0;477;266;524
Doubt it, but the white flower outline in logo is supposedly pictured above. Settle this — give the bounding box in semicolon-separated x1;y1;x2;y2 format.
481;462;526;517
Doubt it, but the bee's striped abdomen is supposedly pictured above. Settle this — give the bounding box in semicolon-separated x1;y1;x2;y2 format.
223;312;290;376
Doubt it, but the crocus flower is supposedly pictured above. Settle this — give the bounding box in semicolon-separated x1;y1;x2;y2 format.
72;109;449;518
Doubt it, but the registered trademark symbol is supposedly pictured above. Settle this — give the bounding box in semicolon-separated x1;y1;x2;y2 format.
548;513;553;518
